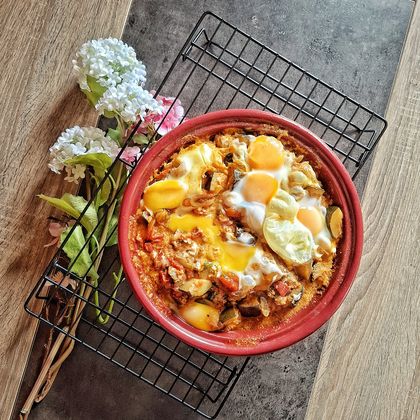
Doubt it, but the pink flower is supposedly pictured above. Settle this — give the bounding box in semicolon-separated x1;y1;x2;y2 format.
138;92;184;136
120;146;140;164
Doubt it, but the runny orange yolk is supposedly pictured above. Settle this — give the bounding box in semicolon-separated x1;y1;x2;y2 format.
297;207;323;235
167;214;255;272
242;172;278;204
248;135;284;170
143;180;187;212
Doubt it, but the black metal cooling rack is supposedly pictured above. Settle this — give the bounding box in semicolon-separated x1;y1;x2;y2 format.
25;11;387;419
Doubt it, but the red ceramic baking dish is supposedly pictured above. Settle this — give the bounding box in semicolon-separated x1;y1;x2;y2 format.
118;109;363;356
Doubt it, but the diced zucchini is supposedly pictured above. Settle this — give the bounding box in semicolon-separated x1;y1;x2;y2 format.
238;295;261;317
220;307;241;326
326;206;343;239
179;279;212;297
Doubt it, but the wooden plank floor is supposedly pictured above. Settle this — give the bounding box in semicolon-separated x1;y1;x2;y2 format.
306;3;419;419
0;1;132;419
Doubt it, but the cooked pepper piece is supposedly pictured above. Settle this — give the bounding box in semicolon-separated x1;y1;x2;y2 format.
218;273;239;292
274;281;290;297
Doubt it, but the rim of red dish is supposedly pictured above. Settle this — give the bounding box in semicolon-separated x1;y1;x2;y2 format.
118;109;363;356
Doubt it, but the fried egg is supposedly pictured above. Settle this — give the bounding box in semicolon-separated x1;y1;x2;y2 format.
248;135;284;170
240;247;287;288
143;142;222;213
296;195;334;255
263;191;335;265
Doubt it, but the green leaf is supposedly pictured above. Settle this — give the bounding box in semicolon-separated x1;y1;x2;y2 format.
38;193;98;233
65;153;113;173
81;89;98;107
105;214;118;247
61;226;98;280
103;110;116;119
64;194;98;232
107;127;121;143
66;153;114;209
95;177;112;208
132;133;148;145
38;194;80;220
86;75;107;97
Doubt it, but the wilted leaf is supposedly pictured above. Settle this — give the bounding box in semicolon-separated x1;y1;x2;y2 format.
50;271;78;290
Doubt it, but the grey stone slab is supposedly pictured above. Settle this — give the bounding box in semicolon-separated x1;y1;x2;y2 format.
14;1;412;419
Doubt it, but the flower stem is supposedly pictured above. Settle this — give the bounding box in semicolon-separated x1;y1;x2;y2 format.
93;266;123;324
19;327;68;419
85;171;92;201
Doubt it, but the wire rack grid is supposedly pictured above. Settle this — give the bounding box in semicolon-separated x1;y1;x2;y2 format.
25;11;387;419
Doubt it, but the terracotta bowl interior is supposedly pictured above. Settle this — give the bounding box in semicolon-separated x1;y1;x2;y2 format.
118;109;363;356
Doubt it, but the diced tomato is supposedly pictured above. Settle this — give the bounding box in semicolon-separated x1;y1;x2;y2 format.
168;257;184;271
151;234;164;243
159;271;171;289
146;218;156;240
143;242;153;252
218;273;239;292
275;281;290;297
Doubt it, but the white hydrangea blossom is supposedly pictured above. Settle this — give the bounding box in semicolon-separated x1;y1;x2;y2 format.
96;81;163;123
49;126;119;182
73;38;161;123
73;38;147;91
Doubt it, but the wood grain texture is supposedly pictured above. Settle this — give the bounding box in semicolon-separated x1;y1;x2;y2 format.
0;1;131;418
306;4;419;420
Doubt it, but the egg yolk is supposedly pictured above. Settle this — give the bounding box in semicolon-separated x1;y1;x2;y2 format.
167;214;255;271
143;180;187;212
297;207;323;235
248;136;284;170
242;172;278;204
